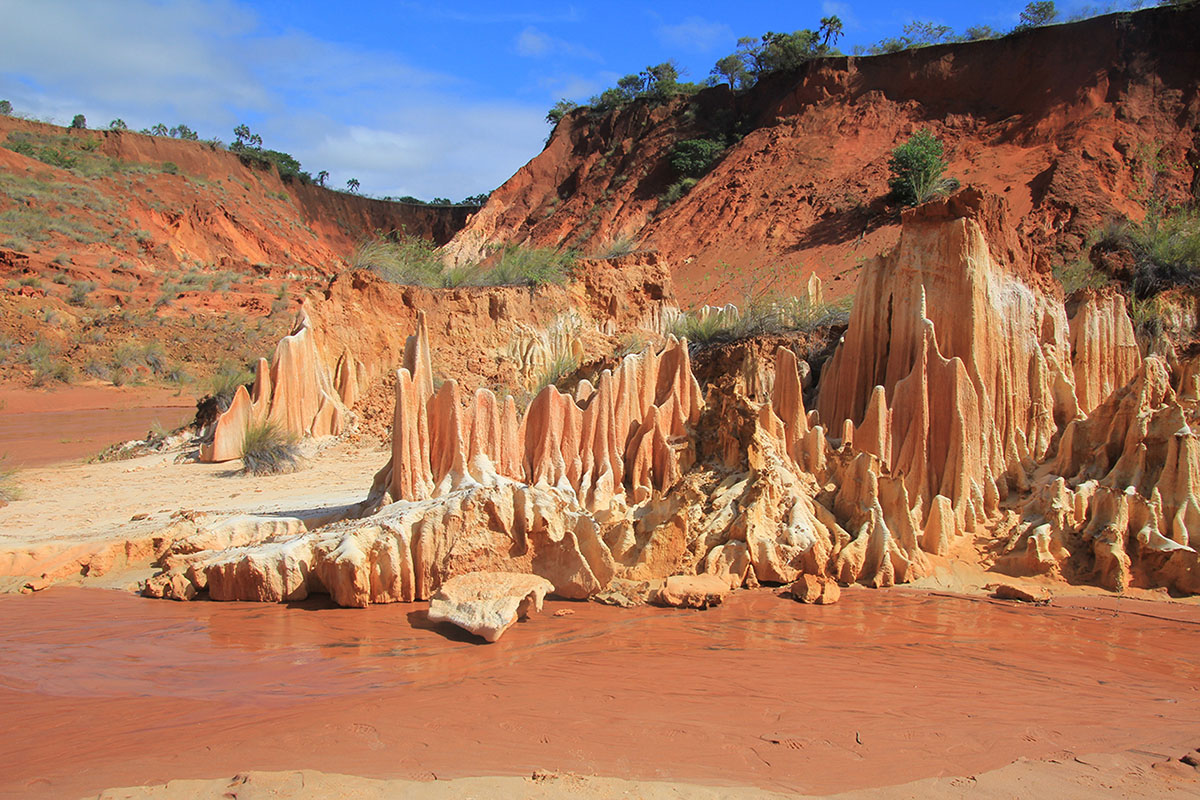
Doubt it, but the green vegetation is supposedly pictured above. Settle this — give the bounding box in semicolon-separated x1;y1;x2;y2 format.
240;421;301;476
712;19;844;90
887;130;958;206
354;235;575;288
67;280;96;306
208;362;254;410
353;235;444;284
672;294;853;345
535;353;581;392
668;138;726;178
230;123;312;183
1015;1;1060;31
0;100;12;116
1099;205;1200;298
592;234;639;259
70;114;87;130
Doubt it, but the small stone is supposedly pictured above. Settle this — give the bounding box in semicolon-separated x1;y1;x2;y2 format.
553;609;575;617
130;512;149;521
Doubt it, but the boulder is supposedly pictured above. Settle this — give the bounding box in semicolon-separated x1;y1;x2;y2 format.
653;574;730;609
426;572;554;642
788;574;841;605
990;582;1051;603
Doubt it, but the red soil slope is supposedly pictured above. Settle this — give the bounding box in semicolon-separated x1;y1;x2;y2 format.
0;118;473;388
446;4;1200;305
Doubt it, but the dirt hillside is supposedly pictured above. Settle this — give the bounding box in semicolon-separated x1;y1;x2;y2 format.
0;116;472;390
445;3;1200;305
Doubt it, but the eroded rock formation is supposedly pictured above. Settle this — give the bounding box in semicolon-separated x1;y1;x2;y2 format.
200;256;678;463
150;189;1200;607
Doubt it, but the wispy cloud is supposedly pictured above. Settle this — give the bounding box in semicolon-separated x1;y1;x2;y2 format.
513;26;600;61
0;0;545;199
393;2;583;25
657;16;734;53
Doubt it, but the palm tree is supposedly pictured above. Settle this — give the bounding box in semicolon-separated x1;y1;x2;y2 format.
819;16;844;49
316;170;329;187
346;178;360;193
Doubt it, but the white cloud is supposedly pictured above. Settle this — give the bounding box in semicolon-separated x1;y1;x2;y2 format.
657;16;734;53
512;26;600;61
0;0;545;199
516;27;554;57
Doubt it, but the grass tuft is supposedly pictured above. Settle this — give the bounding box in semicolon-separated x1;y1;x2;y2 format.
240;421;301;476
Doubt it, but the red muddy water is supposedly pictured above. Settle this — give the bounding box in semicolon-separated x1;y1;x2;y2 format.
0;385;193;467
1;587;1198;798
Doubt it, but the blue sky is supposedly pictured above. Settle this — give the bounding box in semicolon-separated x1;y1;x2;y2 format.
0;0;1148;200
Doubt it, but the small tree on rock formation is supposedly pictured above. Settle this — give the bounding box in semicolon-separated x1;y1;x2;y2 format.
316;170;329;186
887;130;959;206
346;178;360;193
0;100;12;116
70;114;87;129
109;118;127;131
1015;1;1058;30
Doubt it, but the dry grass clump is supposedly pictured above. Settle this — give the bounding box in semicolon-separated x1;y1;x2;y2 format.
672;295;852;346
353;235;574;289
207;362;254;411
0;458;20;503
535;353;581;392
240;421;301;476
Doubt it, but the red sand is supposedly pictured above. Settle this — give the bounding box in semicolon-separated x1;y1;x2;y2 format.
2;587;1198;798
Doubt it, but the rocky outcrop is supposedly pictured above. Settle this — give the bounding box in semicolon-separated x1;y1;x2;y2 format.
426;572;553;642
370;310;703;512
150;189;1200;607
201;312;351;462
201;256;679;462
818;190;1076;530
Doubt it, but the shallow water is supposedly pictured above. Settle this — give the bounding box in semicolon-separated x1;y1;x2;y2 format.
1;587;1198;798
0;405;193;467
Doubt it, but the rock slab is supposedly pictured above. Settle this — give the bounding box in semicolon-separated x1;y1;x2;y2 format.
426;572;554;642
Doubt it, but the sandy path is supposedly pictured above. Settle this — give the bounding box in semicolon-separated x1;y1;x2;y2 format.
2;586;1198;799
0;438;386;589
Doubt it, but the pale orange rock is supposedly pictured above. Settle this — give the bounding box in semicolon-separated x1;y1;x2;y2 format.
654;574;730;609
426;572;554;642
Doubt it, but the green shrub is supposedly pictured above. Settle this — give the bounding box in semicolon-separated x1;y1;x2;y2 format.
30;354;74;386
887;130;958;206
439;262;486;288
208;363;254;410
668;139;725;178
240;421;301;476
67;280;96;305
592;234;639;259
1054;258;1110;295
660;178;698;208
672;295;852;345
1099;206;1200;298
70;114;87;130
353;236;443;284
488;245;574;287
535;353;581;392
